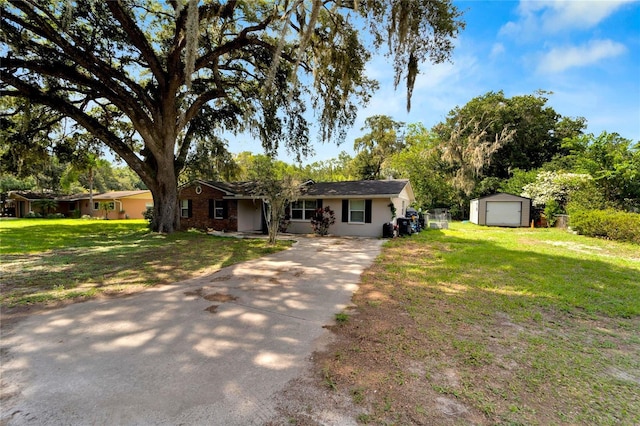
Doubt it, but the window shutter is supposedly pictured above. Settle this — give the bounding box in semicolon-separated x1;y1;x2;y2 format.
208;199;214;218
188;200;193;218
365;199;372;223
317;199;323;209
222;200;228;219
342;200;348;222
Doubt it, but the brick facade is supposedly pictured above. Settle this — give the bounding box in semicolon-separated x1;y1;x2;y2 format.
179;183;238;231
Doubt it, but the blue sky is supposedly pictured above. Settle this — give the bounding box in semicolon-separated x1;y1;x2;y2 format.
230;0;640;165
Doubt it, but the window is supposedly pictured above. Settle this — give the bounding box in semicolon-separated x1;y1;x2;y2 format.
214;200;225;219
180;199;190;218
209;199;226;219
349;200;365;223
291;200;317;220
342;199;372;224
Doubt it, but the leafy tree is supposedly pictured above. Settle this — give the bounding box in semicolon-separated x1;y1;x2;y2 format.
1;0;464;233
296;151;357;182
180;137;239;184
112;166;147;190
0;98;65;179
387;123;455;210
562;132;640;210
498;168;538;196
234;152;298;182
353;115;405;180
435;91;586;181
247;157;300;245
0;174;36;193
434;110;515;197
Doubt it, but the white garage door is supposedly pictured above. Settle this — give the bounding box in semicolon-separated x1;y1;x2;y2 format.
486;201;521;226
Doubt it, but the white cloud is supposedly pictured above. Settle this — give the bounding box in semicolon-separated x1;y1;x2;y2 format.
501;0;638;37
537;39;627;73
490;43;505;58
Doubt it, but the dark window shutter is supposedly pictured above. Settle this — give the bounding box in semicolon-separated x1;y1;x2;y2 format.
188;200;193;218
365;199;372;223
208;199;214;218
342;200;348;222
317;199;323;209
222;200;228;219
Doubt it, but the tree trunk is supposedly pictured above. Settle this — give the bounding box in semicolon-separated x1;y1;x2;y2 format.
88;167;94;217
149;160;180;233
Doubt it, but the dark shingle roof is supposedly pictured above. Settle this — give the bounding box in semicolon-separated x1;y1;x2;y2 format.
201;181;261;196
301;180;409;198
194;179;410;199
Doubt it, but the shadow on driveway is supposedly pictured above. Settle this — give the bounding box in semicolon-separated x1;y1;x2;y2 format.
1;236;383;425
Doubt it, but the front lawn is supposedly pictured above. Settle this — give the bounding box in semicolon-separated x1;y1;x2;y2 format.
304;223;640;425
0;219;291;306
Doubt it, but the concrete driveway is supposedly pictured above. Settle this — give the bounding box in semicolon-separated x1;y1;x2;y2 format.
0;236;384;425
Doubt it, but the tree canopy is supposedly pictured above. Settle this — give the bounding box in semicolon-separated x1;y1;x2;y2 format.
1;0;464;232
352;115;405;180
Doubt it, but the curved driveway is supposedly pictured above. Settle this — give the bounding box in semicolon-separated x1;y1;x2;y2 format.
1;236;383;425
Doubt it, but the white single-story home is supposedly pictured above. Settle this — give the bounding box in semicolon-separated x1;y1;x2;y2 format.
178;179;415;237
470;193;531;227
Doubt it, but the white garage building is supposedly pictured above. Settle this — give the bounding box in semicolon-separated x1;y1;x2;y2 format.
470;193;531;227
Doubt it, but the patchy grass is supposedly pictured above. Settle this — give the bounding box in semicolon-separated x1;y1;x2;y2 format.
0;219;291;307
312;223;639;425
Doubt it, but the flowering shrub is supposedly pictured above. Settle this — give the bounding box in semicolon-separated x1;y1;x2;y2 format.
310;206;336;236
522;171;593;210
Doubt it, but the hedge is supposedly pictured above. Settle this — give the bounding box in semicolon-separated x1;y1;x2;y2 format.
569;209;640;244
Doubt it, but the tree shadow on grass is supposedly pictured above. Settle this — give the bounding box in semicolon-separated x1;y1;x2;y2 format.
402;229;640;318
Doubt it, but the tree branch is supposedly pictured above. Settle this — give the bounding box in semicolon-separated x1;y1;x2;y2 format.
5;1;157;120
107;1;167;88
1;71;152;184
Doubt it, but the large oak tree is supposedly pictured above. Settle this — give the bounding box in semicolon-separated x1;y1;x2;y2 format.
1;0;463;232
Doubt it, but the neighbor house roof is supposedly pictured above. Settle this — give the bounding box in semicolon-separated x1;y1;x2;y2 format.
8;191;57;201
56;190;151;201
91;190;151;200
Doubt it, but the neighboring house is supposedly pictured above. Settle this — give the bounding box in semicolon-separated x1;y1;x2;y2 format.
179;179;415;237
8;190;152;219
470;193;531;227
59;190;153;219
6;191;57;218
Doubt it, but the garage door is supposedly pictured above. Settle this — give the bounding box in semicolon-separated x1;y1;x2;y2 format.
486;201;521;226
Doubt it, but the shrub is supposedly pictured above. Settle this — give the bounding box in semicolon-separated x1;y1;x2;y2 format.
46;213;66;219
310;206;336;236
570;209;640;244
278;217;290;233
25;211;41;218
142;207;154;229
544;199;562;227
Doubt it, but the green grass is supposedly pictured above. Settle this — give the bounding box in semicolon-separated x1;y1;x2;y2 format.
317;222;640;425
0;218;291;306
